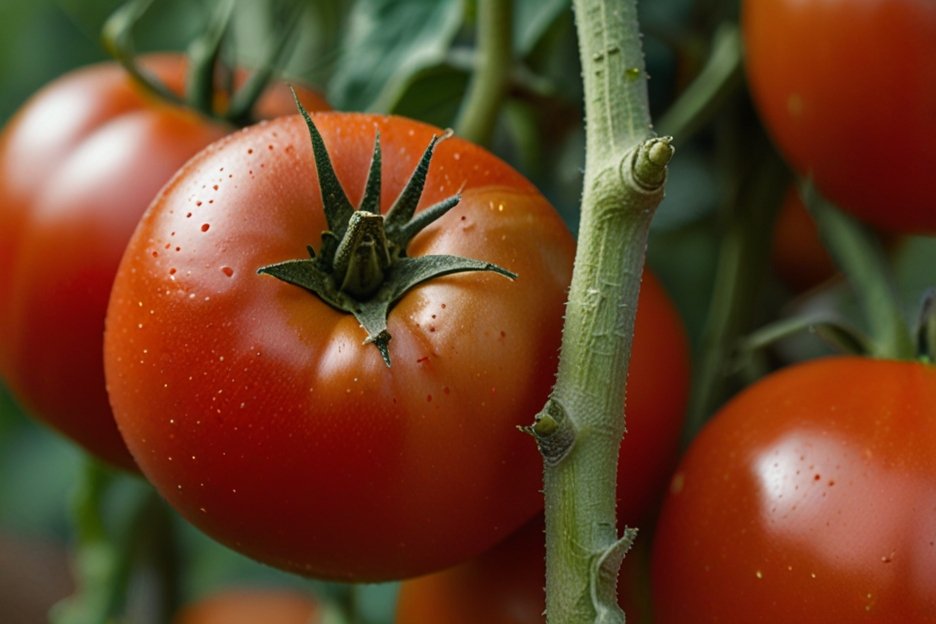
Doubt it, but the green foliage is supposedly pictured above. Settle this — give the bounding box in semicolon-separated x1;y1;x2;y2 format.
327;0;465;112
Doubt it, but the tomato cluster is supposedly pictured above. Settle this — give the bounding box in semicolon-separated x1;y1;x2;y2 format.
4;1;936;620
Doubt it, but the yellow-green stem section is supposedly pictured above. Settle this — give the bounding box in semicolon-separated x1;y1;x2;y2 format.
454;0;513;145
537;1;667;622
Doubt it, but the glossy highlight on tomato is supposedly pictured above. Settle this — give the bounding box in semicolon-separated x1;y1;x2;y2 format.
652;357;936;623
0;54;328;470
743;0;936;233
104;111;575;581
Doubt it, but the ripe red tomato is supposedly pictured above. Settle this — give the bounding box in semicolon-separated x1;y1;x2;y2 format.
395;271;689;623
103;111;575;580
651;357;936;622
743;0;936;233
172;588;320;624
0;54;328;470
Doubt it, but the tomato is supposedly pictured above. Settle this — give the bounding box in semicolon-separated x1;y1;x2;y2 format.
0;54;328;470
742;0;936;233
395;271;689;623
651;357;936;622
395;519;549;624
172;588;320;624
103;111;575;580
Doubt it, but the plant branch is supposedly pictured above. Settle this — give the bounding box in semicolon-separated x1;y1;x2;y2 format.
656;23;744;141
453;0;513;145
531;1;671;622
802;183;915;360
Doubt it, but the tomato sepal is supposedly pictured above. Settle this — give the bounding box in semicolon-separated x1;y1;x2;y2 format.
259;96;517;366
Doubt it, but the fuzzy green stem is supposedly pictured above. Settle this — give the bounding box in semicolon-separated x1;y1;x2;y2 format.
453;0;513;145
535;1;668;622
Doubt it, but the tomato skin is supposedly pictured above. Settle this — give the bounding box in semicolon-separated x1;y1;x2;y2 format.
172;589;320;624
618;272;691;525
395;272;689;624
0;54;328;470
104;112;575;581
743;0;936;233
651;357;936;623
395;518;549;624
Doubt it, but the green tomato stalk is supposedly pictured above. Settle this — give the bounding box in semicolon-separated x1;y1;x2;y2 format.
529;0;673;622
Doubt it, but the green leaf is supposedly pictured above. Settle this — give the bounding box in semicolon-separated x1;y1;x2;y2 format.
385;61;470;126
327;0;465;111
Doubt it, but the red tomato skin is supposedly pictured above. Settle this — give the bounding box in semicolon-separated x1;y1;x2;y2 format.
743;0;936;233
395;272;689;624
619;272;691;525
0;54;327;470
104;112;575;581
652;357;936;623
172;589;320;624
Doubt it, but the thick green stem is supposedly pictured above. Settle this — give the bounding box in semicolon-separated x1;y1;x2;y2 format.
453;0;513;145
534;1;668;622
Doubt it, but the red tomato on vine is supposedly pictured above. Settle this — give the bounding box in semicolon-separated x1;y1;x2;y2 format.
104;109;575;580
652;357;936;622
0;54;328;470
743;0;936;233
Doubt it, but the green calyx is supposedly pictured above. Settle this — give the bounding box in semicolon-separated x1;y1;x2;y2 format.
258;95;516;366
